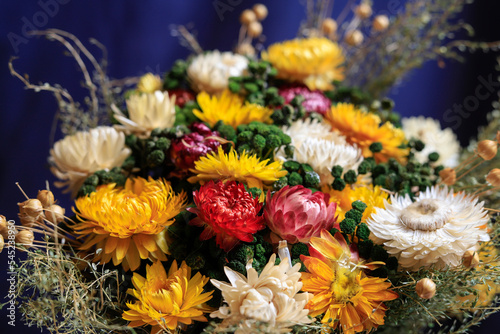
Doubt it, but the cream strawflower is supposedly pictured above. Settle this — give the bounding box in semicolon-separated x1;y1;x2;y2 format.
367;186;490;271
50;126;131;196
402;116;460;167
211;254;312;333
187;51;248;95
276;119;363;185
112;91;176;138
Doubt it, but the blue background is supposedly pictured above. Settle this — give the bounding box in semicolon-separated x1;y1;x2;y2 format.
0;1;499;333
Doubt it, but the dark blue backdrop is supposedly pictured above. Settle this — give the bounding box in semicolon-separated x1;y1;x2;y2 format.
0;1;499;333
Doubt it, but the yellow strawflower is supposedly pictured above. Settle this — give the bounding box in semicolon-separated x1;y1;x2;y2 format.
325;103;409;162
193;90;272;128
262;37;345;90
123;260;213;333
73;177;187;271
301;230;398;333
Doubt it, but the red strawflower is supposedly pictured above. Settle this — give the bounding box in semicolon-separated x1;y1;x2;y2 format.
188;180;265;251
168;88;195;108
170;122;220;170
279;86;331;115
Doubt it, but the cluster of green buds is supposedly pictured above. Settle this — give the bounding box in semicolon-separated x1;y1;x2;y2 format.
324;82;371;106
273;161;321;190
228;60;281;106
329;164;358;191
333;200;398;278
225;234;274;275
368;98;401;126
271;94;307;127
78;167;127;197
174;100;199;127
214;121;291;160
163;59;189;90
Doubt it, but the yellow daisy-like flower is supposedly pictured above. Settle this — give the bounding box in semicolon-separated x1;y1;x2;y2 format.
136;73;163;93
262;37;345;90
123;260;213;333
301;230;398;334
323;184;389;222
194;90;272;128
73;177;187;271
188;146;287;198
325;103;409;163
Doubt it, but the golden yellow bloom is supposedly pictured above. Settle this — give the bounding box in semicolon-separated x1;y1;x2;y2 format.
262;37;345;90
323;184;389;222
123;260;213;333
301;230;398;334
73;177;187;271
188;146;287;198
193;90;272;128
136;73;163;93
325;103;409;162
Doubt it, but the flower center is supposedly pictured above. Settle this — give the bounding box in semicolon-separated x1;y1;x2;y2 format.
331;266;360;303
400;199;449;231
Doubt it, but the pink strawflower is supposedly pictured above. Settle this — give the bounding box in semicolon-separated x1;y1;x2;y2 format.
279;86;331;115
170;122;220;170
264;185;337;244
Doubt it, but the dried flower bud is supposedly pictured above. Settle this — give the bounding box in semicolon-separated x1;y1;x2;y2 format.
18;199;43;217
247;21;263;38
486;168;500;187
16;230;34;248
37;190;55;208
0;215;8;239
496;131;500;144
476;140;498;161
0;234;4;253
355;3;372;19
240;9;257;25
439;167;456;186
462;250;480;269
321;18;338;35
252;4;268;21
416;278;436;299
235;42;256;57
373;15;390;31
137;73;162;94
344;30;364;46
45;204;66;224
19;213;42;227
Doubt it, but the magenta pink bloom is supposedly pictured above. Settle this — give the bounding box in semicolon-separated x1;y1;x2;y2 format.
264;185;337;244
170;122;220;170
279;86;331;115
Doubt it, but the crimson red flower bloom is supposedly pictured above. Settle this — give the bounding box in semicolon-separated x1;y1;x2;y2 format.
170;122;221;170
168;88;195;108
279;86;331;115
188;180;265;251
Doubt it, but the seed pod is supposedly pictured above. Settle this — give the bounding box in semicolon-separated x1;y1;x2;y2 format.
0;215;8;239
252;4;268;21
45;204;66;224
37;190;55;208
240;9;257;25
18;199;43;217
476;140;498;161
416;278;436;299
248;21;263;38
345;30;364;46
486;168;500;187
19;213;42;227
462;250;480;269
355;3;372;19
321;18;338;35
439;167;456;186
235;43;255;57
16;230;34;248
0;234;4;253
373;15;390;31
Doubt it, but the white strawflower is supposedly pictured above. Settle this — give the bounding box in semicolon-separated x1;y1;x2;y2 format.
276;119;363;184
367;186;490;271
112;91;176;138
402;116;460;167
211;254;312;333
187;51;248;95
50;127;131;196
